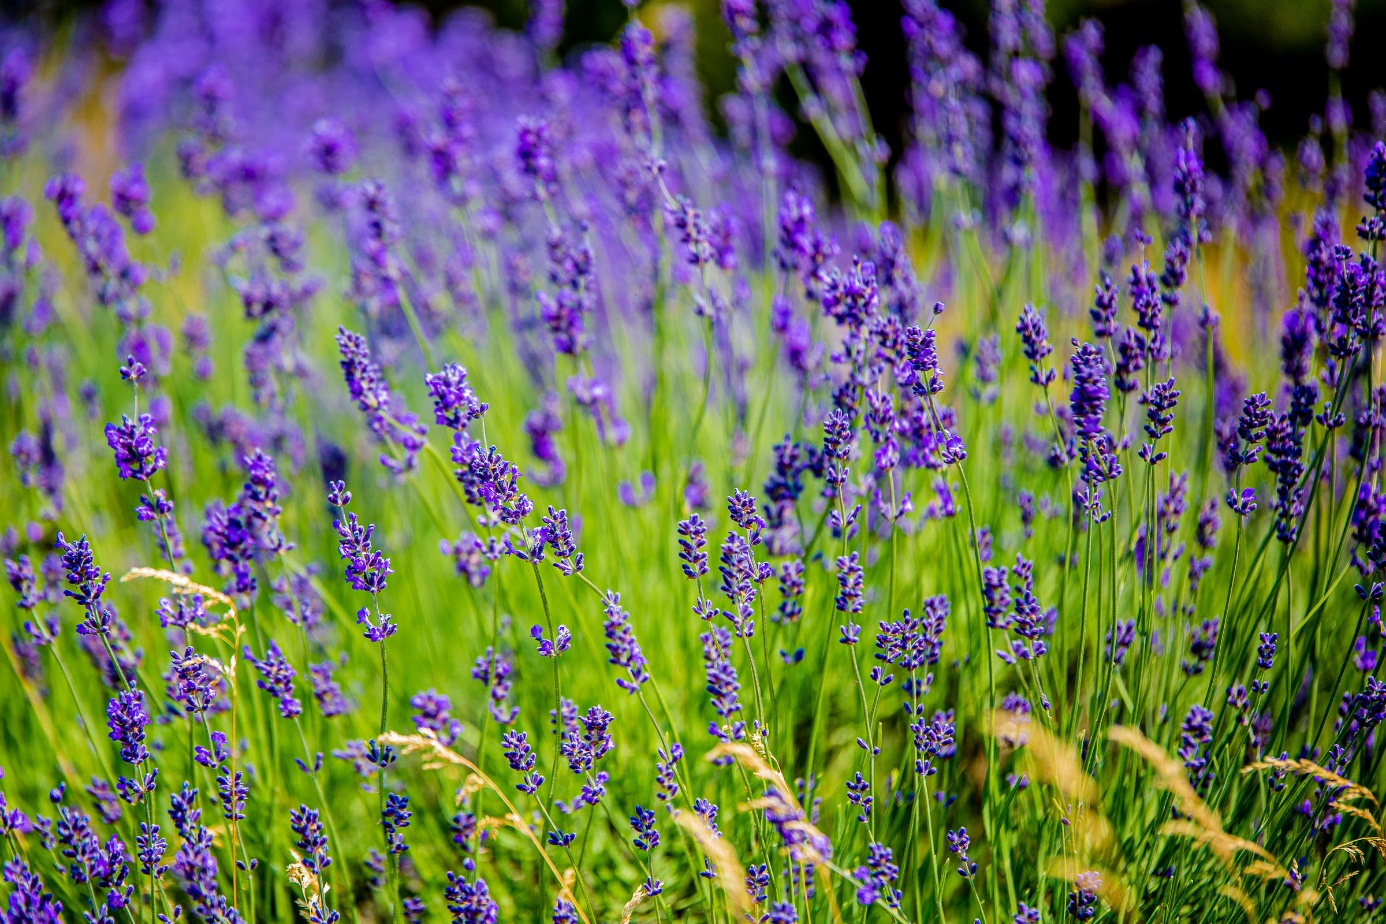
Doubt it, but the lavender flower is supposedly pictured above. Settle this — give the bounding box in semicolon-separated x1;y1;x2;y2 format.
109;162;154;234
912;709;955;776
601;591;650;693
336;327;427;475
542;506;582;576
425;364;488;431
904;324;944;397
946;827;976;879
678;514;709;579
855;842;902;907
409;690;463;747
2;857;63;924
244;641;301;719
382;792;411;854
701;626;744;741
105;414;166;481
57;533;112;634
501;730;543;796
445;872;499;924
531;624;572;658
1137;378;1180;465
516;117;559;197
835;552;864;615
308;118;357;176
1016;304;1055;387
473;648;519;725
1091;274;1118;339
1182;619;1219;676
105;689;150;766
310;661;351;719
330;482;392;596
290;805;332;876
1068;341;1110;442
1067;870;1101;920
452;438;534;525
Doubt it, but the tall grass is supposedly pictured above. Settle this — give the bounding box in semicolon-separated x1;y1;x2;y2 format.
1;1;1386;923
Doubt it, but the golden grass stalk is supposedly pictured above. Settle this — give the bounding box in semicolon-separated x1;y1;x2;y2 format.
1107;725;1221;833
455;773;486;803
1242;756;1379;806
1158;820;1279;870
1109;725;1291;884
1331;801;1380;831
673;810;750;920
990;709;1097;806
710;743;835;868
709;742;897;924
1217;884;1255;923
989;710;1112;857
379;730;589;924
1241;859;1289;882
1329;836;1386;863
286;852;332;921
1316;866;1359;914
710;743;797;804
619;884;647;924
120;566;237;617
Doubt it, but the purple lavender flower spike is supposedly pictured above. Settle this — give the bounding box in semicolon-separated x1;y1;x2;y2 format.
105;414;166;481
110;162;154;234
531;624;572;658
244;640;302;719
336;327;427;475
409;689;463;746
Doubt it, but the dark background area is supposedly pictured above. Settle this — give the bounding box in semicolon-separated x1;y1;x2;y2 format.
436;0;1386;190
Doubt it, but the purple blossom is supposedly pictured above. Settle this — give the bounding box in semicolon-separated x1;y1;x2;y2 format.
244;640;301;719
501;730;543;794
308;118;357;176
451;437;534;525
1015;304;1055;387
601;591;650;693
542;506;582;575
701;626;744;739
904;324;944;397
1068;870;1101;921
473;648;519;725
1137;378;1180;464
310;661;351;719
425;364;488;431
2;857;63;924
330;482;392;597
336;327;427;475
678;514;709;579
445;872;499;924
109;162;154;234
56;533;112;632
105;689;150;766
515;117;558;200
1183;619;1219;676
105;414;166;481
531;624;572;658
410;689;463;746
835;552;864;615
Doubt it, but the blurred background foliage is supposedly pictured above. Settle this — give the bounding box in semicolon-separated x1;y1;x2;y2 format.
451;0;1386;159
10;0;1386;195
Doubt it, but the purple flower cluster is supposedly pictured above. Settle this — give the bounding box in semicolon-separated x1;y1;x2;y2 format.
7;2;1386;922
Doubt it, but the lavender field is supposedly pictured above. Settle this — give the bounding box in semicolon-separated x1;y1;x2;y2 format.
1;0;1385;921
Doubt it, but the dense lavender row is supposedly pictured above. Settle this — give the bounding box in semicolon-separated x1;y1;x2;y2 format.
2;0;1386;922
